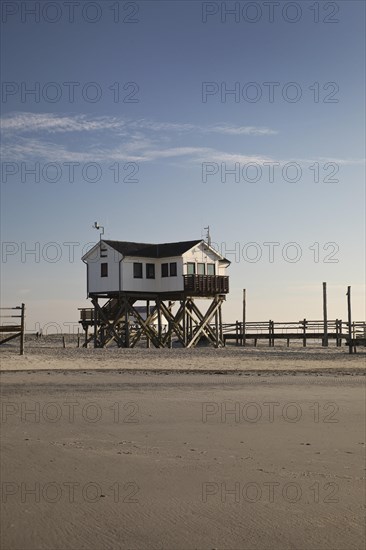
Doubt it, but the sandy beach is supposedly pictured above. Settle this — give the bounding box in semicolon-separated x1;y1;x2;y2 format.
1;335;365;375
1;340;365;549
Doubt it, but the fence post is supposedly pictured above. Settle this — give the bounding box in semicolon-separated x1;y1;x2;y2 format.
339;319;342;347
302;319;307;347
347;286;353;354
20;303;25;355
268;320;271;347
242;289;246;347
322;282;328;347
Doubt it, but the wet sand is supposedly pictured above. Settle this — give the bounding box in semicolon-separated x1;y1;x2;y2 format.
1;369;365;550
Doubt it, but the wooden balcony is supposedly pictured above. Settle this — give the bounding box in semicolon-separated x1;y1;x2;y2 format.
183;274;229;295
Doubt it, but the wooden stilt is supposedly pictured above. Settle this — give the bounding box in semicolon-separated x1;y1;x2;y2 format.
168;301;173;348
219;301;223;345
215;304;219;348
157;298;162;345
80;290;227;350
182;299;186;347
124;296;130;348
146;300;150;348
93;298;98;348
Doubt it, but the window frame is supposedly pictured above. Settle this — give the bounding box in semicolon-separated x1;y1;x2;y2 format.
169;262;177;277
161;263;169;278
187;262;196;275
100;262;108;278
207;264;216;276
146;263;155;279
197;263;205;275
133;262;143;279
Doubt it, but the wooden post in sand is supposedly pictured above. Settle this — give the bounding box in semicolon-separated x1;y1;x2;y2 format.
242;289;246;347
322;282;328;347
302;319;307;347
347;286;353;354
20;303;25;356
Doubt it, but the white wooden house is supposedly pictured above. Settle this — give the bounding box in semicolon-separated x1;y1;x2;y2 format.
82;239;230;297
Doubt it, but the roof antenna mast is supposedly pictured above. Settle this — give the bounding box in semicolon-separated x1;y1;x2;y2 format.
204;225;211;247
93;221;105;243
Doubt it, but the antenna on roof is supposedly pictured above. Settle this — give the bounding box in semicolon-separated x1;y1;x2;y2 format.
93;221;105;242
204;226;211;247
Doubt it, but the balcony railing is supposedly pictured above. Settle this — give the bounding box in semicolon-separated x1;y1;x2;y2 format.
183;274;229;295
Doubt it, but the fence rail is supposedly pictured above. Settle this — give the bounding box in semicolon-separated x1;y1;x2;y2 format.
0;304;25;354
222;319;366;348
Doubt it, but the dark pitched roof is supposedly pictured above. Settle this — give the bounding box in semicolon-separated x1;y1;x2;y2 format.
103;239;202;259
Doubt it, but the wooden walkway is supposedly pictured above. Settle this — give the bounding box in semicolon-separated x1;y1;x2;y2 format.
222;319;366;348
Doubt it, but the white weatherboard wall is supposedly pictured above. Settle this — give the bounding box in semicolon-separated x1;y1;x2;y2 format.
86;242;122;294
121;256;184;293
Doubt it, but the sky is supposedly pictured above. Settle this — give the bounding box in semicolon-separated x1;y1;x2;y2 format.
1;0;365;332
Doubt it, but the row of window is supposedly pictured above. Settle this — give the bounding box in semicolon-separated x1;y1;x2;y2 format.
133;262;177;279
101;261;216;278
101;262;177;279
187;262;216;275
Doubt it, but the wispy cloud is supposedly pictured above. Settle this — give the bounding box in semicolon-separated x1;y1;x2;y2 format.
0;111;279;164
0;113;123;134
1;112;365;168
129;118;277;136
0;135;276;165
1;112;277;137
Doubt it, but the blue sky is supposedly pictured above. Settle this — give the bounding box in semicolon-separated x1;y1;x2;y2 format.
1;0;365;330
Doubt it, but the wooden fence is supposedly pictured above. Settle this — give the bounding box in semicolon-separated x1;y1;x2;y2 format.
222;319;366;348
0;304;25;355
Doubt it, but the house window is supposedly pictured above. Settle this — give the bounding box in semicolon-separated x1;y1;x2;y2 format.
133;262;143;278
169;262;177;277
101;263;108;277
207;264;216;276
146;263;155;279
187;262;195;275
100;247;107;258
161;263;169;278
197;263;205;275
